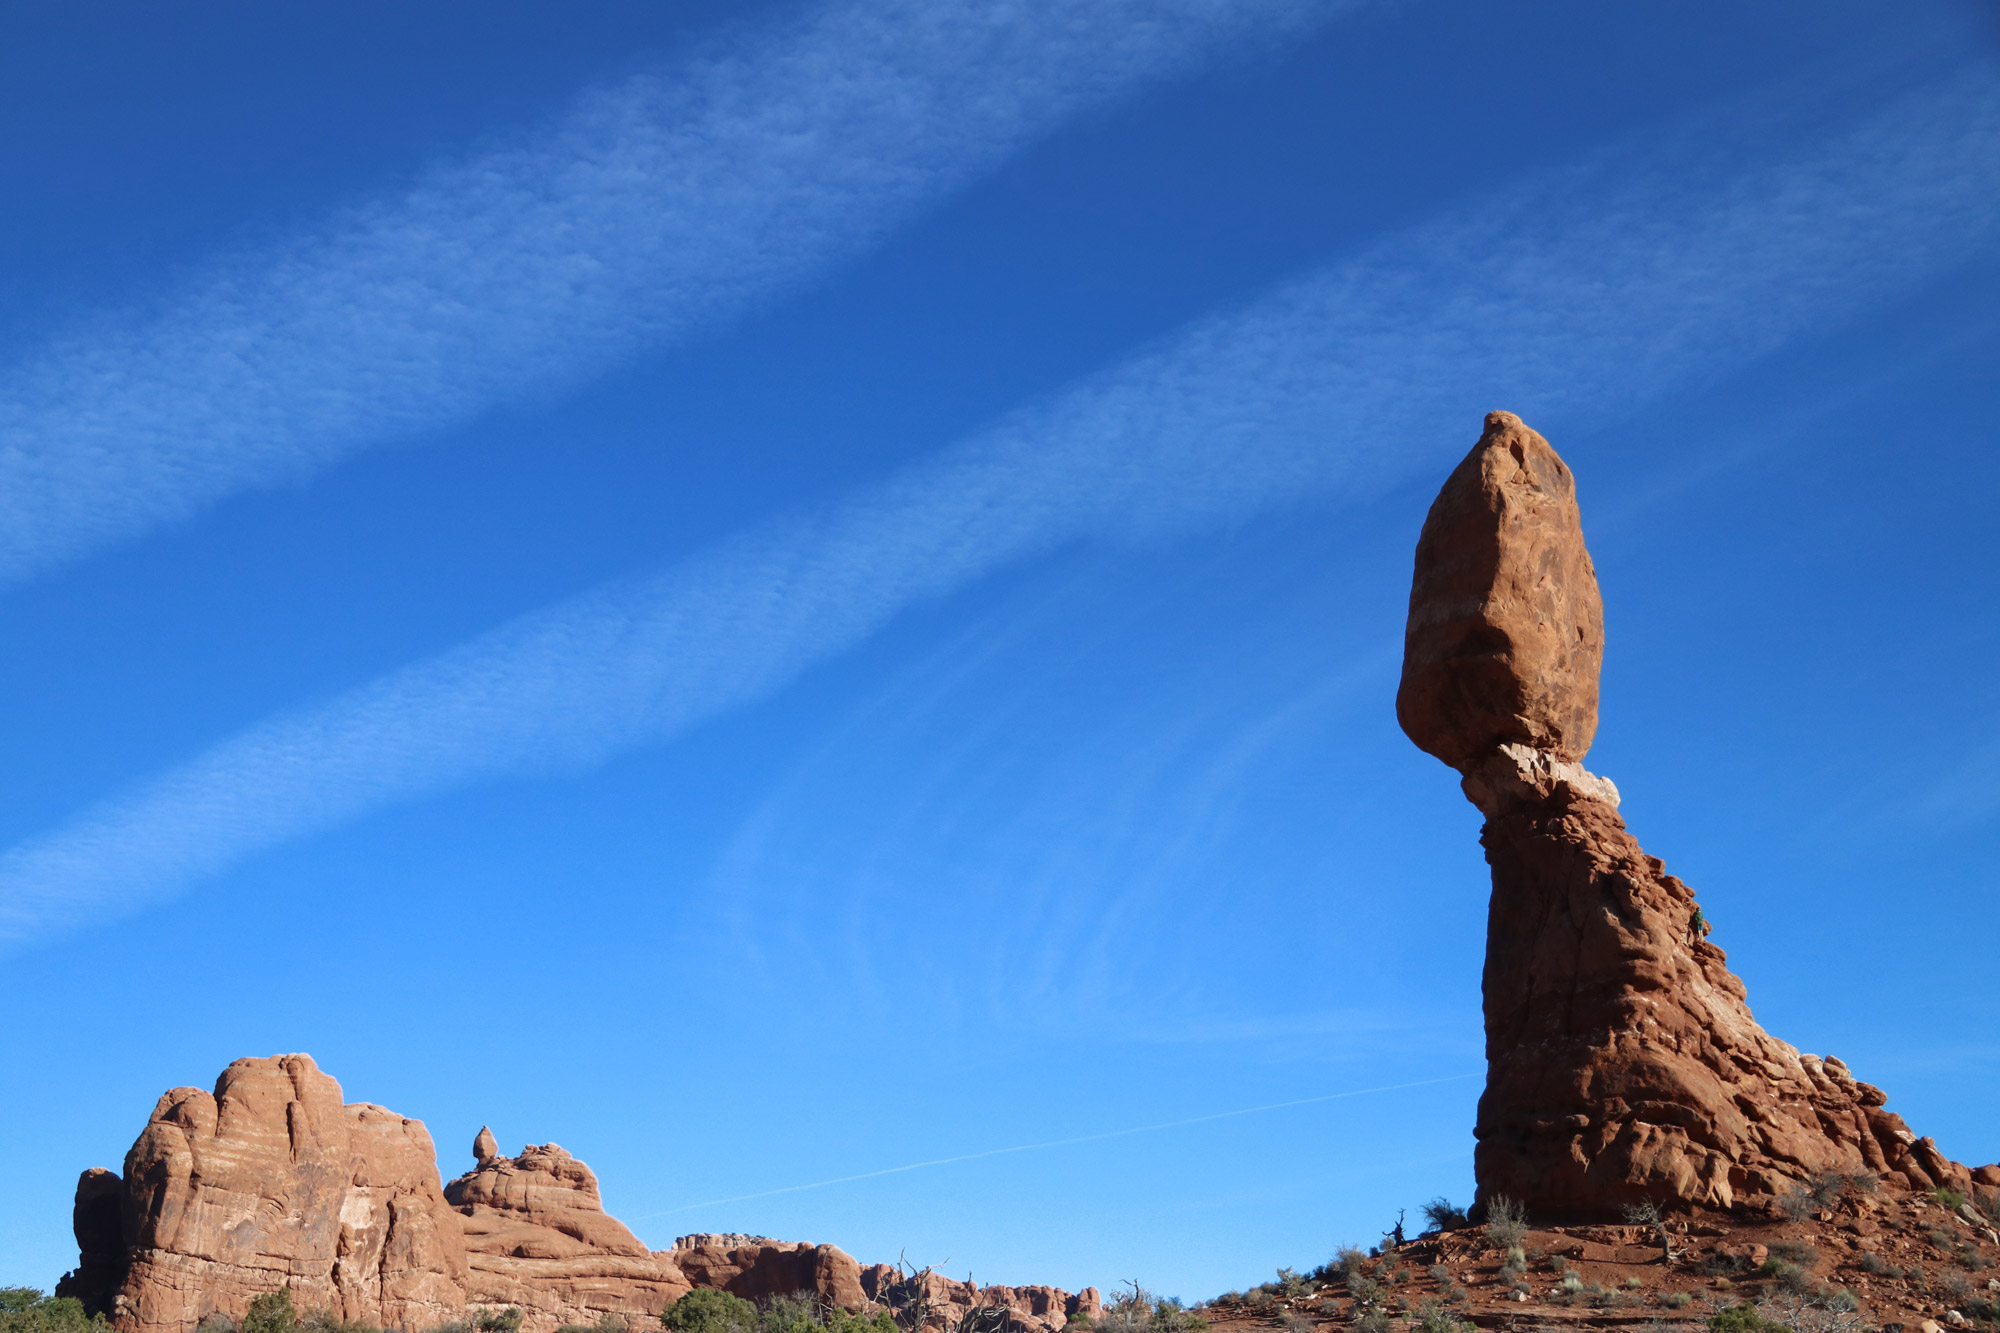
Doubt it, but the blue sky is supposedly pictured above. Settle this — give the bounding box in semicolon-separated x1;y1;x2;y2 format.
3;0;1998;1303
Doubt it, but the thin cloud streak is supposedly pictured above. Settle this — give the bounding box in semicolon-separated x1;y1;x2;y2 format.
636;1072;1479;1217
2;65;1997;946
0;0;1341;586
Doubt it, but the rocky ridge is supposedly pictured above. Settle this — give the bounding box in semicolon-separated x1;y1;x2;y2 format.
59;1055;1099;1333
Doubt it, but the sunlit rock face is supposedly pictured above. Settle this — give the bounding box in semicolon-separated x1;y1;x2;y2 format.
60;1055;469;1333
60;1055;1101;1333
1399;412;1975;1220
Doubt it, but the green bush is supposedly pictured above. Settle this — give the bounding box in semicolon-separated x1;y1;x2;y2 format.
821;1309;894;1333
241;1289;298;1333
1420;1199;1468;1234
663;1291;757;1333
0;1289;100;1333
1094;1288;1205;1333
1709;1302;1787;1333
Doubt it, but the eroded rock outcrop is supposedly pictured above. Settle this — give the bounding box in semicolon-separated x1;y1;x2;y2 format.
856;1268;1100;1333
55;1055;468;1333
64;1056;1096;1333
1400;411;1989;1220
445;1142;693;1325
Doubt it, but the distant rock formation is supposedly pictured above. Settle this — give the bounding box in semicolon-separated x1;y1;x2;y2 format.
444;1141;692;1325
1398;411;1991;1220
59;1055;1096;1333
54;1055;467;1333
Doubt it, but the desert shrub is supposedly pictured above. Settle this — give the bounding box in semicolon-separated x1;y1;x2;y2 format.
1309;1248;1366;1288
475;1313;523;1333
1959;1247;1991;1272
197;1317;240;1333
1624;1278;1644;1290
1094;1288;1204;1333
1938;1189;1970;1212
1277;1313;1313;1333
752;1294;821;1333
1859;1254;1902;1278
1420;1199;1468;1234
1709;1302;1786;1333
1273;1269;1308;1300
0;1290;99;1333
1409;1301;1467;1333
1778;1187;1816;1222
1482;1197;1527;1250
1768;1241;1818;1266
664;1291;758;1333
421;1324;475;1333
1945;1272;1975;1303
242;1290;299;1333
1930;1229;1958;1251
827;1310;895;1333
1351;1314;1393;1333
1757;1260;1814;1296
1805;1171;1878;1209
1663;1291;1694;1310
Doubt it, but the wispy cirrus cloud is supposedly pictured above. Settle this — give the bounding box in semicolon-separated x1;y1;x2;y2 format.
0;0;1346;586
2;62;1997;948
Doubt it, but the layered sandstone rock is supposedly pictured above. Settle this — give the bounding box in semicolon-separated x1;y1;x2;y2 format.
672;1240;863;1312
444;1141;692;1323
1399;411;1987;1220
56;1055;468;1333
856;1268;1100;1333
64;1056;1098;1333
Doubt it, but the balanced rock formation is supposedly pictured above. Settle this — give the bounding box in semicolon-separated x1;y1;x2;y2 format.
1399;411;1986;1220
62;1055;1097;1333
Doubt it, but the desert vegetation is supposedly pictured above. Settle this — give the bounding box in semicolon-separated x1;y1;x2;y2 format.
1;1289;104;1333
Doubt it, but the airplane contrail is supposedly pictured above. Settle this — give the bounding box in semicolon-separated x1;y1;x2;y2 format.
638;1072;1480;1217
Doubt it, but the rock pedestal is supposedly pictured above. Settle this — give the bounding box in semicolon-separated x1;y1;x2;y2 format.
1399;412;1977;1219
